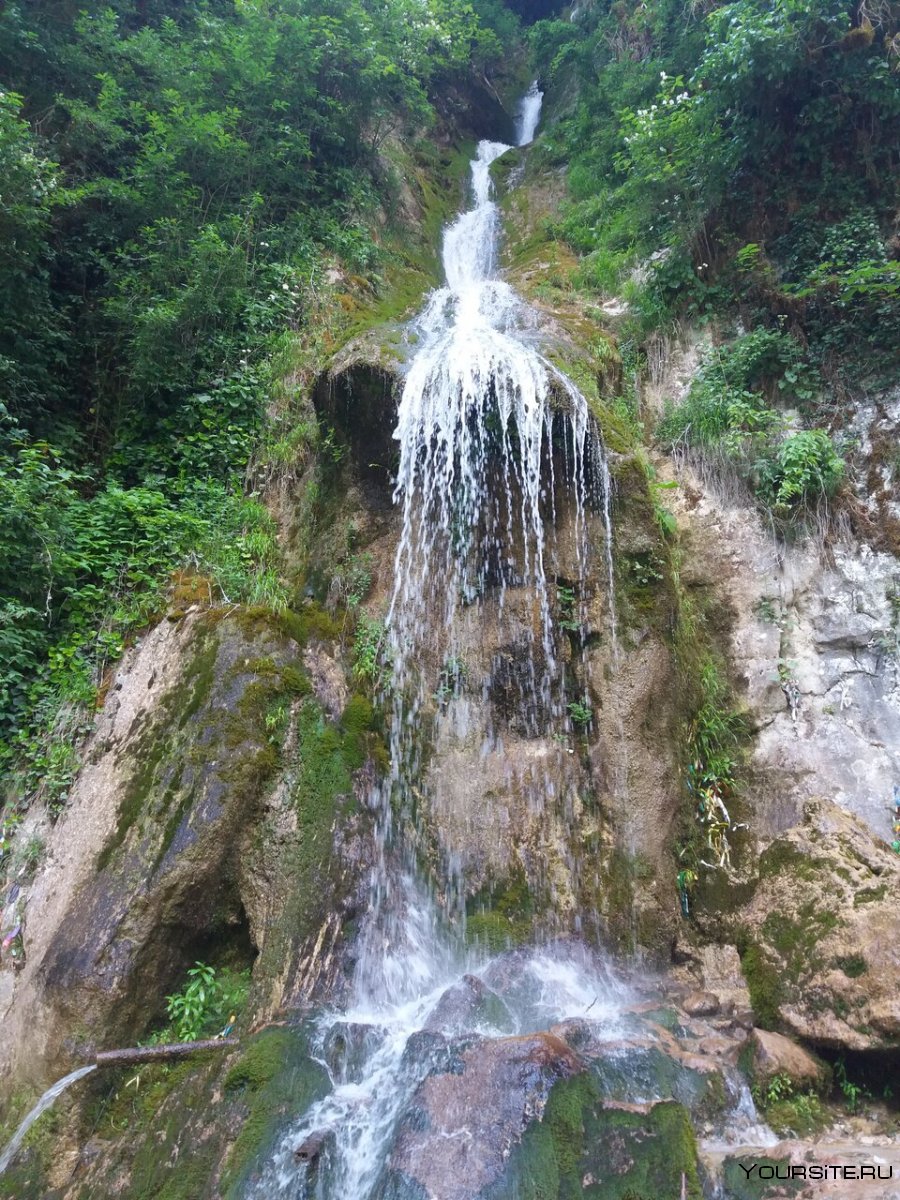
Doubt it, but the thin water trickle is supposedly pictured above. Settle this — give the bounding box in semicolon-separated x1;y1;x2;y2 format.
248;85;621;1200
0;1065;97;1176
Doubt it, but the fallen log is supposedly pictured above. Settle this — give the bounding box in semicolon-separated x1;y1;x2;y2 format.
94;1038;238;1067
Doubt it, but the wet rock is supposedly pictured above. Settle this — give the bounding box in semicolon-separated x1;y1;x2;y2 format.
0;609;366;1096
378;1032;582;1199
503;1084;702;1200
293;1127;333;1166
322;1022;384;1083
746;1029;831;1093
399;1029;478;1078
684;990;721;1017
424;973;515;1036
302;642;348;718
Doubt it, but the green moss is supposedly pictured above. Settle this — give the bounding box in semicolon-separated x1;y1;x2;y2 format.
765;1092;829;1137
588;397;640;455
224;1029;296;1093
222;1029;330;1195
0;1090;65;1199
88;1058;228;1200
276;602;342;645
853;883;887;906
757;840;824;882
466;865;535;951
834;953;867;978
498;1077;702;1200
738;939;784;1030
340;692;378;769
639;1007;683;1033
761;903;839;984
97;630;219;871
722;1156;803;1200
332;138;476;351
97;610;315;876
280;665;311;696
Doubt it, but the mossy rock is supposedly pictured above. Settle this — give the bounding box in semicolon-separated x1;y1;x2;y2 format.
466;866;535;952
590;1044;730;1123
221;1028;331;1195
721;1156;803;1200
494;1073;703;1200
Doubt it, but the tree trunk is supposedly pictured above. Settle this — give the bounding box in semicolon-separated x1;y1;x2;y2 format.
94;1038;238;1067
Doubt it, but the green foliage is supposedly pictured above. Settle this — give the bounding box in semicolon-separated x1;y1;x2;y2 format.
0;0;511;832
533;0;899;369
752;1073;828;1137
0;433;285;810
352;613;389;686
162;962;249;1044
433;656;467;705
677;656;746;902
657;330;844;518
556;584;581;632
757;430;845;510
567;698;593;727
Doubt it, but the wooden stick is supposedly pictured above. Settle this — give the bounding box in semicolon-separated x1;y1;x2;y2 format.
94;1038;238;1067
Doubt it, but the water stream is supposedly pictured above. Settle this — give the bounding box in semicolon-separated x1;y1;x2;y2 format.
0;1065;97;1176
246;83;630;1200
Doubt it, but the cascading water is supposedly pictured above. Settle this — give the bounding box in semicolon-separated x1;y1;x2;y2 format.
249;86;627;1200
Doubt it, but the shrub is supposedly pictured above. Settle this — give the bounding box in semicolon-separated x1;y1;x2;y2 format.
756;429;845;510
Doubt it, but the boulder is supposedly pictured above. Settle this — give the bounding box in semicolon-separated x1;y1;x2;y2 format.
746;1029;831;1093
378;1032;582;1200
424;973;515;1036
712;801;900;1052
683;990;721;1017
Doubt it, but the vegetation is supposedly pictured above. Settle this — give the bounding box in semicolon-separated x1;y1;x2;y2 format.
0;0;517;834
751;1072;828;1137
658;328;845;517
533;0;898;349
531;0;898;540
159;961;249;1044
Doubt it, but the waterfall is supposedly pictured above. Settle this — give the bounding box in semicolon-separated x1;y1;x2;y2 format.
247;85;622;1200
0;1065;97;1176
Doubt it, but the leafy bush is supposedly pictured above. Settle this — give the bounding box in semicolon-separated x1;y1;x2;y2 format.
163;962;250;1044
657;330;843;517
353;614;389;687
531;0;899;362
0;0;509;820
757;430;845;510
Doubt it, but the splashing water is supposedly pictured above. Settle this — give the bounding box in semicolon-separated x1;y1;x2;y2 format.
248;85;622;1200
0;1065;97;1176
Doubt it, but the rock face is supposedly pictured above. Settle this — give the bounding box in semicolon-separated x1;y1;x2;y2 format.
729;802;900;1049
373;988;765;1200
646;332;900;1053
712;1143;900;1200
0;608;371;1099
